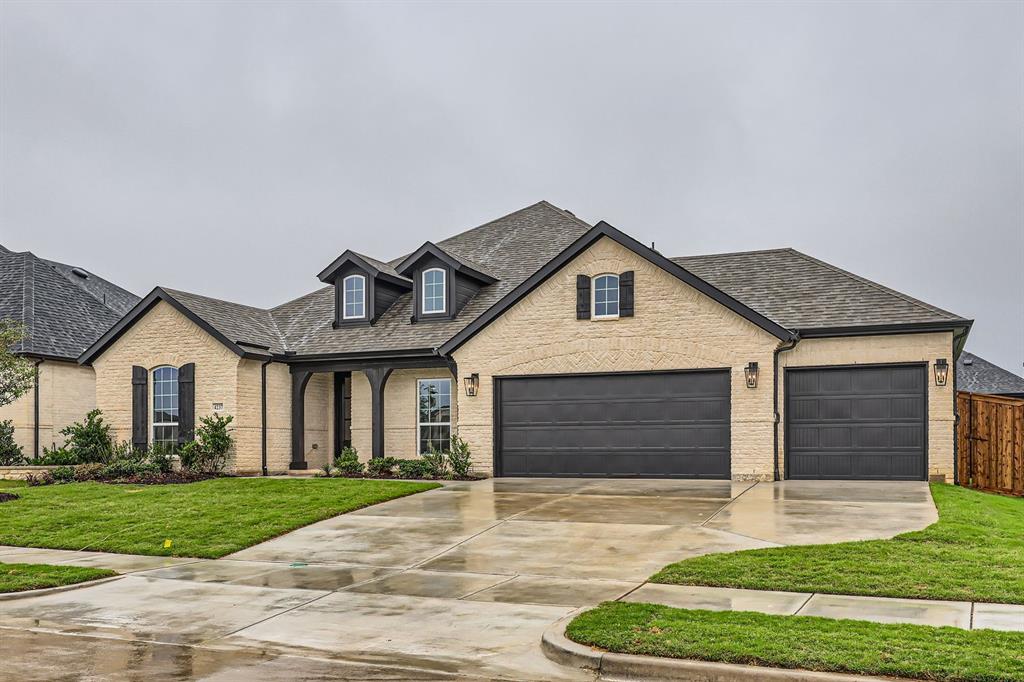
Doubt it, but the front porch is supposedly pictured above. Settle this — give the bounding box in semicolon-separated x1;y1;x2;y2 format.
288;354;455;470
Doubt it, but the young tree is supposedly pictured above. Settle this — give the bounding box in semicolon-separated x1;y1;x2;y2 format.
0;320;36;408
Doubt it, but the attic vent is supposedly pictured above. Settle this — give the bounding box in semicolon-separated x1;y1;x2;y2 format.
70;267;89;279
963;358;973;365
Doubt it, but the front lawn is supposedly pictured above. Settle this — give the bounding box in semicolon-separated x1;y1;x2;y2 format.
567;602;1024;682
653;484;1024;603
0;562;116;593
0;478;437;558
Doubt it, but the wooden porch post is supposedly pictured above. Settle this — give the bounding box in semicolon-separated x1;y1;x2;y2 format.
364;366;393;460
290;369;313;470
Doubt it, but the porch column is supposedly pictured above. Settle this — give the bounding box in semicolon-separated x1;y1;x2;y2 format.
364;366;393;459
290;369;313;470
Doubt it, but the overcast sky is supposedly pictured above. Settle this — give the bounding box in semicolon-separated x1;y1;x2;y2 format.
1;1;1021;372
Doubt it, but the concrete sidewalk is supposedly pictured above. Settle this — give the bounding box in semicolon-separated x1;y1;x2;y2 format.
620;583;1024;632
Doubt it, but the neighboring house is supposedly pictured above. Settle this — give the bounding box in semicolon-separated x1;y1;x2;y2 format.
957;352;1024;398
0;244;140;456
79;201;973;482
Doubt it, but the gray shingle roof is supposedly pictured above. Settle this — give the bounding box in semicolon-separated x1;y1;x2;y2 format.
672;248;966;331
957;352;1024;396
107;204;969;360
0;246;140;360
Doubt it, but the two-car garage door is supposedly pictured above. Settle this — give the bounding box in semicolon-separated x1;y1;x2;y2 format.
495;370;730;478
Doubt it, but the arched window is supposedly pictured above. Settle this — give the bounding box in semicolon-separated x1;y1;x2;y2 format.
422;268;446;314
593;274;620;318
343;274;366;319
152;365;179;448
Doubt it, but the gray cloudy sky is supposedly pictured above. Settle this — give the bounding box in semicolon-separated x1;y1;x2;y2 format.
1;1;1021;372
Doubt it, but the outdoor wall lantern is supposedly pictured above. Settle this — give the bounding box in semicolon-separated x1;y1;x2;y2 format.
934;358;949;387
464;373;480;397
744;362;759;389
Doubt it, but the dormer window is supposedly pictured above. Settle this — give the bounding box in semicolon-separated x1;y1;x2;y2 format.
593;274;620;319
343;274;366;319
422;268;446;314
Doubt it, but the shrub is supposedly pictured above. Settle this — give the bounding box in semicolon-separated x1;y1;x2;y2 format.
60;409;114;464
447;435;473;478
98;458;160;480
422;448;448;479
49;466;77;484
37;445;80;466
180;414;234;474
74;462;105;481
367;456;398;477
147;442;174;473
25;471;52;486
318;462;333;477
396;459;432;479
333;447;364;476
0;419;24;466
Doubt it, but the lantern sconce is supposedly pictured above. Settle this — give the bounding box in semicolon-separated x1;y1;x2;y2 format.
933;358;949;387
464;373;480;397
744;362;759;389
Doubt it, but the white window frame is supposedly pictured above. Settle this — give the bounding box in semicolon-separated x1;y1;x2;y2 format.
421;267;447;314
417;378;452;455
151;365;179;449
592;273;620;319
342;274;366;320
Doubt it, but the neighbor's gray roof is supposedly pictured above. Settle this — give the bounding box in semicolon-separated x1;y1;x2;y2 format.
957;352;1024;395
0;246;140;359
673;248;965;331
134;202;969;359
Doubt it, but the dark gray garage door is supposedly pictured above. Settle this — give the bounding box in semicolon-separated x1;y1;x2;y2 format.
495;370;730;478
786;365;926;480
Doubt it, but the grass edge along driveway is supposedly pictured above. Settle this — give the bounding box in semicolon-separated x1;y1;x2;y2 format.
0;477;438;559
0;563;117;593
567;602;1024;682
653;483;1024;604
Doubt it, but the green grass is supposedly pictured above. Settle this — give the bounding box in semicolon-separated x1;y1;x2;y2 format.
568;602;1024;682
0;479;27;489
653;484;1024;603
0;562;116;593
0;478;438;558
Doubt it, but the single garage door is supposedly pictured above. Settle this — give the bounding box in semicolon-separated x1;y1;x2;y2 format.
495;370;730;478
786;365;926;480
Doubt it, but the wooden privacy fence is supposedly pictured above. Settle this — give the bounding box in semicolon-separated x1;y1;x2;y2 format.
957;391;1024;496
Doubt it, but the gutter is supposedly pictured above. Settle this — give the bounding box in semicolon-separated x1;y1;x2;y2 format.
773;335;800;481
32;359;43;460
260;357;273;476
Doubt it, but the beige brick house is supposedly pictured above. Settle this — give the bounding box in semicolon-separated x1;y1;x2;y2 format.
0;245;139;457
80;202;972;481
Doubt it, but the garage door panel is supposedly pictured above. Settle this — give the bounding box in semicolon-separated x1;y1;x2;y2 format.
787;365;926;481
497;371;730;478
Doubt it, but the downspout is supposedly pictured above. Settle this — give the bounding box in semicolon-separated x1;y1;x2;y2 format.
32;359;43;461
261;358;273;476
773;335;800;481
951;327;968;486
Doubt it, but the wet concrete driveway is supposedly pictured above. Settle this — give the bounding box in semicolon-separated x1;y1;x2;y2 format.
1;478;936;680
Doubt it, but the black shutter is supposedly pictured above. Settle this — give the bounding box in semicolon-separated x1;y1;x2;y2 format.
131;366;148;451
178;363;195;444
576;275;591;320
619;271;634;317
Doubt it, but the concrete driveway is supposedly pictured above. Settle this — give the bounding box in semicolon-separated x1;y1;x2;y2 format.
1;478;937;681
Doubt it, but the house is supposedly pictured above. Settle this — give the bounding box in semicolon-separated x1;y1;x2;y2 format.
957;352;1024;398
79;202;973;481
0;245;140;456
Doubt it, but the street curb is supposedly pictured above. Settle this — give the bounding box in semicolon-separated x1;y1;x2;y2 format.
0;574;122;601
541;612;917;681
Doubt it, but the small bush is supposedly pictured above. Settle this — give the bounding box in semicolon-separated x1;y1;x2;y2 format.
37;445;80;466
367;456;398;477
60;409;114;464
25;471;52;486
180;414;234;474
147;442;175;473
98;458;160;480
422;448;448;479
0;419;24;466
49;466;77;484
447;435;473;478
333;447;364;476
396;459;432;479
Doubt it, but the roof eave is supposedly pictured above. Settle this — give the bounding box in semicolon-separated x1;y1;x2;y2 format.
395;242;498;284
797;319;974;339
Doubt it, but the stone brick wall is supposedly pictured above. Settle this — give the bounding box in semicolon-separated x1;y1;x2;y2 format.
351;367;457;461
452;236;781;479
778;332;956;481
0;360;96;456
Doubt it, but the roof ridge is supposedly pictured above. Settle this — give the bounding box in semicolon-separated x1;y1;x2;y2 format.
783;249;964;321
671;247;797;260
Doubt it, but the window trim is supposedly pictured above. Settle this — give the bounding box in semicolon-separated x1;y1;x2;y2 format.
592;273;620;320
342;274;367;320
151;365;180;448
416;378;452;455
421;267;447;315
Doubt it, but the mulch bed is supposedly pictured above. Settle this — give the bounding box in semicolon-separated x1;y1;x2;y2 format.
0;492;19;503
104;472;220;485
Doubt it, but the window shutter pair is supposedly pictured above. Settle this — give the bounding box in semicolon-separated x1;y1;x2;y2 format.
129;363;195;450
575;271;635;319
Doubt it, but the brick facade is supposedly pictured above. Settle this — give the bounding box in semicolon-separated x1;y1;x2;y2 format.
0;360;96;456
